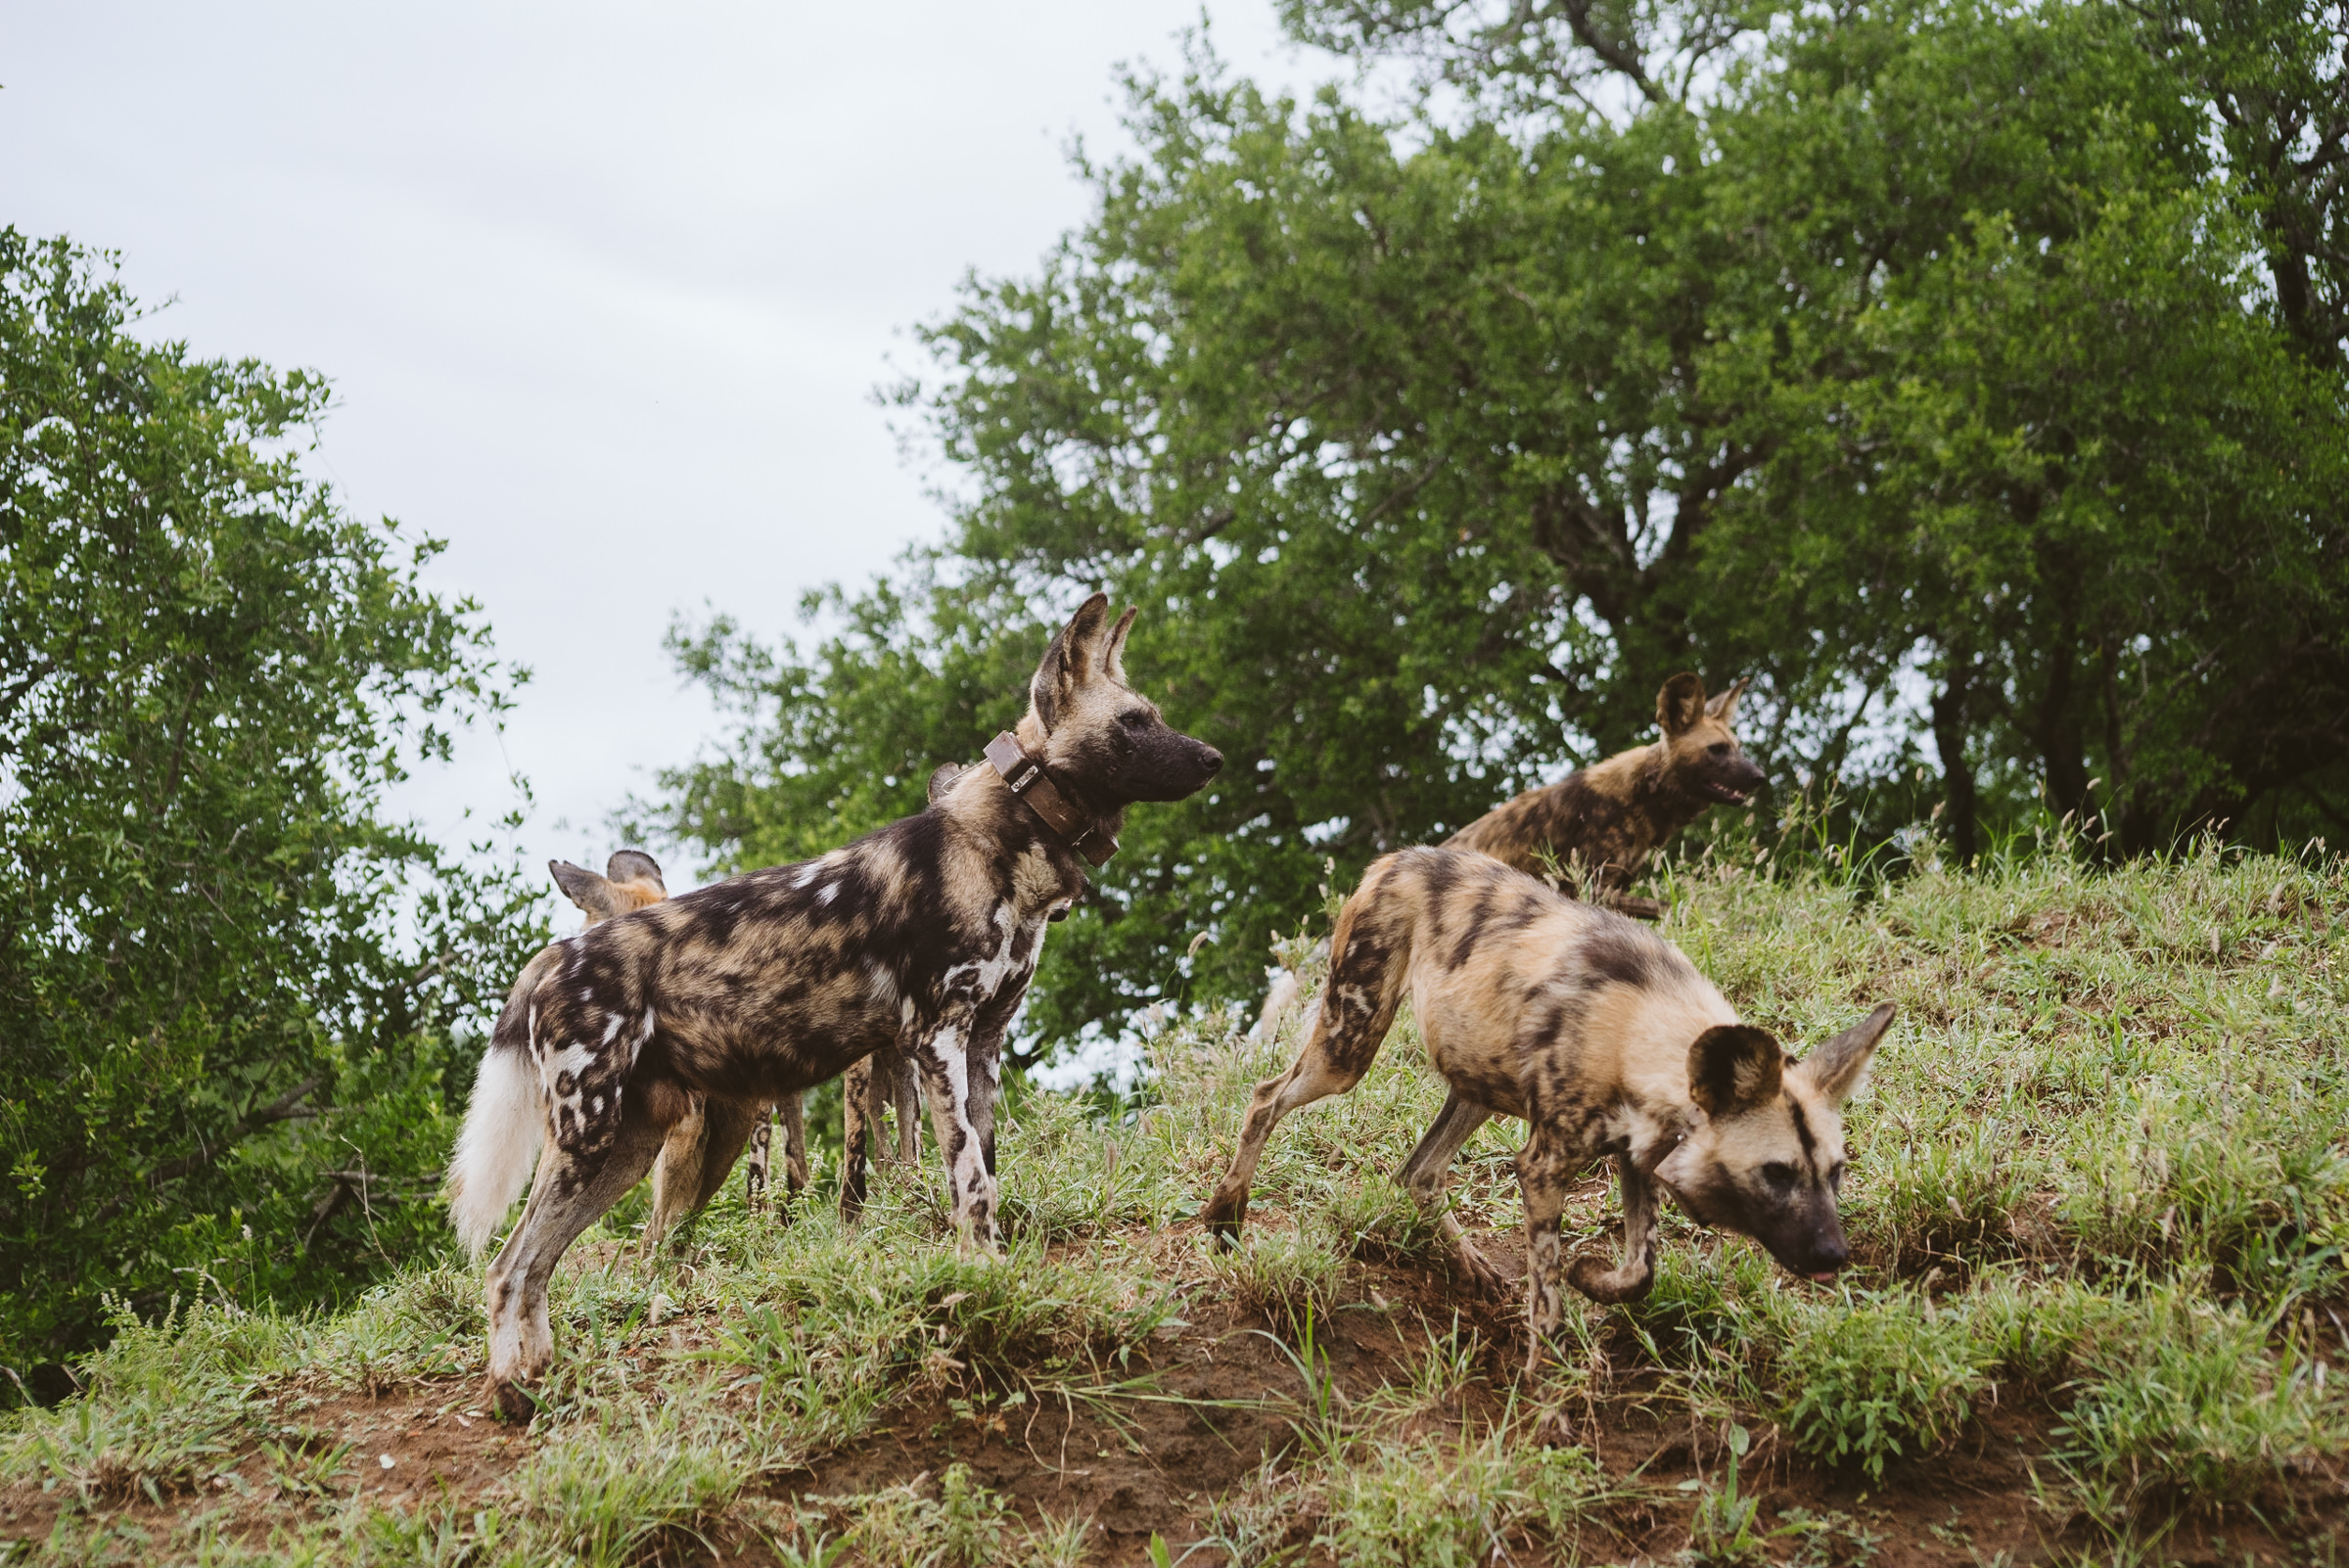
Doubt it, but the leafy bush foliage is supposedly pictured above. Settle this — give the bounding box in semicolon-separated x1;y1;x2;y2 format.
0;233;547;1389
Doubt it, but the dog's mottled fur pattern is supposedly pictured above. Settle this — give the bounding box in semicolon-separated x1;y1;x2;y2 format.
448;596;1221;1414
1446;673;1764;907
740;770;974;1222
1202;847;1891;1367
449;853;669;1259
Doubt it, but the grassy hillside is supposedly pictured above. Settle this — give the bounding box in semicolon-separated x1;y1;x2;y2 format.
5;845;2346;1565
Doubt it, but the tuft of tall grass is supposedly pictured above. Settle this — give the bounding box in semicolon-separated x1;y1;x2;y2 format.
0;1297;291;1504
2053;1286;2349;1520
504;1404;751;1567
1208;1222;1349;1343
1314;1430;1609;1568
816;1462;1088;1568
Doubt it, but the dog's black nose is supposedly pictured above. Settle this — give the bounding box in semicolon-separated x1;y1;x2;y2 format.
1199;746;1223;775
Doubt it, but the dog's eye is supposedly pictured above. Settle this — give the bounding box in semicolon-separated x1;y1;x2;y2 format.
1761;1161;1798;1191
1119;710;1152;729
1828;1161;1847;1191
1708;742;1730;758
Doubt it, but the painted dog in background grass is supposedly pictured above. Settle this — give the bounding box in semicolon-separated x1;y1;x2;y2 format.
1253;672;1764;1042
447;595;1221;1415
1447;672;1764;920
1205;846;1893;1367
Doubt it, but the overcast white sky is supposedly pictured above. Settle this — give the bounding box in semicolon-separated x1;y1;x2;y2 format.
6;1;1315;882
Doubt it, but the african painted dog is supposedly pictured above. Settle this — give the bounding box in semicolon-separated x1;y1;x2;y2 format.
1446;673;1763;917
1203;847;1892;1367
480;855;912;1248
446;595;1221;1414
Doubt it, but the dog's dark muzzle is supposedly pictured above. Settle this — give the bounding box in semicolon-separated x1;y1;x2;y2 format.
1769;1228;1850;1284
1128;737;1222;801
1703;761;1766;807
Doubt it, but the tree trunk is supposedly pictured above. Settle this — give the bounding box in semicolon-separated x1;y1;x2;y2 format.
1932;668;1979;864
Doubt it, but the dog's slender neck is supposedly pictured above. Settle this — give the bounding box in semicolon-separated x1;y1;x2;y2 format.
987;729;1124;866
1628;739;1709;830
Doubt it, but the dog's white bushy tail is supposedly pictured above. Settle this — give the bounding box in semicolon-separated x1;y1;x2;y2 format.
447;1044;543;1259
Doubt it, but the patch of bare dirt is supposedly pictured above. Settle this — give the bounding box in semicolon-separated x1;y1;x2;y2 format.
8;1235;2345;1566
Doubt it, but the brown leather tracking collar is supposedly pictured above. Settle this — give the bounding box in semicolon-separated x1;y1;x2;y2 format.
984;731;1119;867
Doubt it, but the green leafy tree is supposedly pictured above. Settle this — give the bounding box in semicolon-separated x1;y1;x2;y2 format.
0;234;547;1393
652;0;2349;1049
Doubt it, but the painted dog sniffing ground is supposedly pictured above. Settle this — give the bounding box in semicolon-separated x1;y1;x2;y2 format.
1203;846;1893;1368
446;594;1221;1416
1446;672;1764;918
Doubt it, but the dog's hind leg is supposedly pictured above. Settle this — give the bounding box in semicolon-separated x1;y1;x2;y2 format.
484;1093;668;1418
1398;1089;1502;1296
743;1105;774;1213
883;1042;920;1167
778;1093;808;1195
746;1096;809;1216
644;1094;708;1253
1201;879;1412;1242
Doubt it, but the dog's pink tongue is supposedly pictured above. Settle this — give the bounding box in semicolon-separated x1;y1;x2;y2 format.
1808;1271;1839;1284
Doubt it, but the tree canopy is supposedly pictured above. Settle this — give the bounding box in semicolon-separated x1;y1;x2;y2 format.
0;234;547;1390
651;0;2349;1050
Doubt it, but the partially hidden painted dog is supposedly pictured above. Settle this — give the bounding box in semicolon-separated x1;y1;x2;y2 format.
446;595;1221;1414
1446;672;1764;919
1203;846;1893;1367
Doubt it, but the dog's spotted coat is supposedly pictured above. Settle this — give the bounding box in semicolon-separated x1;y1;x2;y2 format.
1203;846;1892;1369
452;596;1221;1414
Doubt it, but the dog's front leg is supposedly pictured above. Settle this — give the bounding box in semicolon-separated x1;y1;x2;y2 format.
1566;1154;1659;1307
910;1010;999;1251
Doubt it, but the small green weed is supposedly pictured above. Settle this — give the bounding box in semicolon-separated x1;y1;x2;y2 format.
820;1462;1083;1568
1773;1286;1994;1480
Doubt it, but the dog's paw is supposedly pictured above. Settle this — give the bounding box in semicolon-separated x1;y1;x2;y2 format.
488;1377;538;1425
1198;1197;1247;1246
1566;1252;1654;1305
1454;1244;1508;1299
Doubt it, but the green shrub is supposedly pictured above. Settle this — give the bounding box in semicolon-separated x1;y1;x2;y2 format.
1773;1287;1996;1480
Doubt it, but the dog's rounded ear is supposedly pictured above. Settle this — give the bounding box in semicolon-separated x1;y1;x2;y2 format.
1030;591;1113;731
927;761;965;802
605;850;664;892
1687;1024;1783;1117
1795;1002;1894;1106
1657;672;1707;736
1104;605;1138;685
1704;676;1749;724
551;858;620;922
